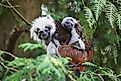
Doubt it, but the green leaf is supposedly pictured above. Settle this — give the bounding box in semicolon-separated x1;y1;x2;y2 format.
84;7;96;29
19;42;45;52
81;62;98;68
105;2;118;28
7;57;34;68
117;14;121;30
0;6;4;16
116;0;121;14
0;65;4;72
91;0;106;20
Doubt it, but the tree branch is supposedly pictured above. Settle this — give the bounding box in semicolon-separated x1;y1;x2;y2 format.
6;27;25;53
6;0;31;26
0;3;20;8
0;50;16;59
0;62;17;72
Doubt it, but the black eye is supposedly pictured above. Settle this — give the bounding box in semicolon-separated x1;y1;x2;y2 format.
65;22;69;24
36;28;40;32
45;29;49;32
45;26;51;30
39;31;43;34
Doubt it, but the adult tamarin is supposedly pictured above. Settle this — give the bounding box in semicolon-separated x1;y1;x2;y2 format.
30;15;71;57
30;15;60;56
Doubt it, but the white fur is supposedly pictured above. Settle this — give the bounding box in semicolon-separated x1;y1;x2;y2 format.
30;15;56;43
69;27;85;50
30;15;60;55
47;39;60;56
61;17;78;26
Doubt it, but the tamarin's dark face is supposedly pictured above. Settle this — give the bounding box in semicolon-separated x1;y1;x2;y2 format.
63;19;75;31
34;26;51;40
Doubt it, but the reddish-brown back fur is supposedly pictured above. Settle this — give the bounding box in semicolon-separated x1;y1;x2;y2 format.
54;20;71;45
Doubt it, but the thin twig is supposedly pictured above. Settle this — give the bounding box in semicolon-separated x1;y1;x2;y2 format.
0;62;17;72
6;0;31;26
0;50;16;59
81;0;86;7
10;9;20;22
0;3;20;8
61;66;77;81
67;74;77;81
117;74;121;78
80;71;118;81
96;74;105;81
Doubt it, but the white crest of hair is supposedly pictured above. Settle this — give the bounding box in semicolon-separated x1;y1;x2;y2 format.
30;15;56;43
61;17;78;26
41;4;48;16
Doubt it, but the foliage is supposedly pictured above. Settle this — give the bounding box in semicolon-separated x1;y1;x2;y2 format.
91;0;106;21
0;6;4;15
0;51;72;81
3;55;71;81
19;42;46;52
18;42;47;56
81;0;121;74
84;6;96;29
0;43;121;81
